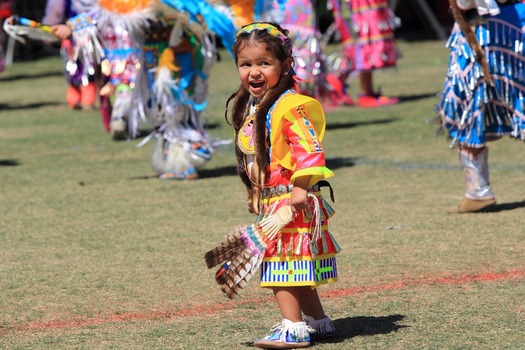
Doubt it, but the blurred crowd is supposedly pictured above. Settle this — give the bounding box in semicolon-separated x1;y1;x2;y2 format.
1;0;407;180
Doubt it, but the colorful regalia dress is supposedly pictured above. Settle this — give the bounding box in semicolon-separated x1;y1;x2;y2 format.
280;0;317;86
91;0;156;140
146;13;214;179
42;0;99;110
237;90;340;288
330;0;399;74
143;0;236;179
47;0;156;138
279;0;352;109
436;1;525;147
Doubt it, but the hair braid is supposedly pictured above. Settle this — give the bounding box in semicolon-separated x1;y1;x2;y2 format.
449;0;494;86
250;74;295;189
226;86;252;191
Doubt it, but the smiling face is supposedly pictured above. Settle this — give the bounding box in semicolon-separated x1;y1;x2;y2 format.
236;41;292;99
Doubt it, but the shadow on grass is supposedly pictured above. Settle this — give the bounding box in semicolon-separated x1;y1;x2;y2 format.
326;157;357;170
204;122;221;130
0;70;63;82
397;92;439;103
199;165;238;178
0;159;20;166
480;200;525;213
129;174;159;180
241;315;407;347
128;166;238;181
0;101;62;111
326;92;437;131
315;314;408;344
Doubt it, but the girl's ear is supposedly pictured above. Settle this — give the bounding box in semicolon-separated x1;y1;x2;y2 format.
282;58;293;75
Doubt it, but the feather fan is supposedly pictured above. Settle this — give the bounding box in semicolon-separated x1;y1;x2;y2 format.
204;205;294;299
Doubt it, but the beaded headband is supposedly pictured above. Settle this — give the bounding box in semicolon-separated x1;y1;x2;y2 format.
236;22;292;56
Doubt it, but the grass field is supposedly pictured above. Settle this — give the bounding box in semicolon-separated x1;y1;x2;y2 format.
1;39;525;349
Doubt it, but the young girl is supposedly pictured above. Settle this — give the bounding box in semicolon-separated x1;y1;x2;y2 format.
226;22;341;349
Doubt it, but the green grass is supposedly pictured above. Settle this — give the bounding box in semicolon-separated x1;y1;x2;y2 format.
1;39;525;349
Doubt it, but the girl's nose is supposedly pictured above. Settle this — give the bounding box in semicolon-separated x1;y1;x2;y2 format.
250;68;261;77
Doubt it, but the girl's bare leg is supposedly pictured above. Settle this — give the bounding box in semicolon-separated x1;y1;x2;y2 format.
273;287;302;322
298;286;325;320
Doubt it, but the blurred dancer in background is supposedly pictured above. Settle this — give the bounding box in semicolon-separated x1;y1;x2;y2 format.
330;0;400;108
145;0;236;180
42;0;155;139
280;0;353;109
436;0;525;213
43;0;98;111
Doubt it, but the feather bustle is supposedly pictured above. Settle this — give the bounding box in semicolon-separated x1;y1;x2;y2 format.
218;250;264;299
204;227;246;269
204;205;295;298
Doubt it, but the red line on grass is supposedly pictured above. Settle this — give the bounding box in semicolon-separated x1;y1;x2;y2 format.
5;268;525;333
323;269;525;298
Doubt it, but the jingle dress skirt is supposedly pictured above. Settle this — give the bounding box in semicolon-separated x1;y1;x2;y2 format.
437;3;525;147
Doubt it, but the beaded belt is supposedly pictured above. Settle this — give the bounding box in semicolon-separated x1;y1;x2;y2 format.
260;181;334;202
261;184;295;198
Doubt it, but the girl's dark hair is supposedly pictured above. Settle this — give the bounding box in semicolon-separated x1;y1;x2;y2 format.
225;22;295;192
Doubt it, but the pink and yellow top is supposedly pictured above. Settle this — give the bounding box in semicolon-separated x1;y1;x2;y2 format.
238;90;340;287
